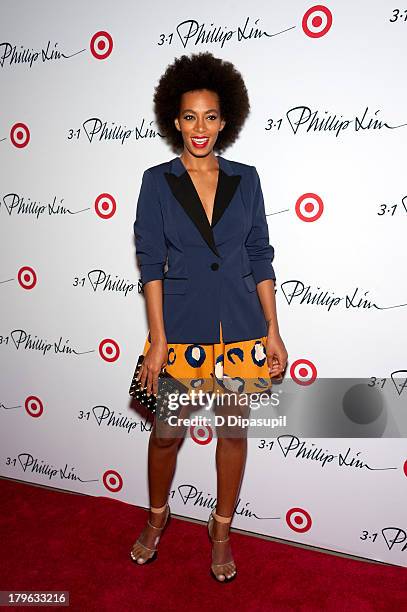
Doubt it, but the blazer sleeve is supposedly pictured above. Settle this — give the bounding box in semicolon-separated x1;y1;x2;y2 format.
245;166;276;284
133;169;167;288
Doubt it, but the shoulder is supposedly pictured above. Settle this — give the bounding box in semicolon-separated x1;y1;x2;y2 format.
220;156;256;174
221;157;260;199
142;156;258;181
221;157;259;191
141;160;170;178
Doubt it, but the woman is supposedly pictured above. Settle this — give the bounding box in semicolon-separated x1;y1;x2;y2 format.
130;52;288;582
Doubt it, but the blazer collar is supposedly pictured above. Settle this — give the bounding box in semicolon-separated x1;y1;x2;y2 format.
164;155;241;257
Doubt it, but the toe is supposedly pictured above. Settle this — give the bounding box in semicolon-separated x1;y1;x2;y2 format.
225;563;236;578
131;544;145;564
212;566;226;581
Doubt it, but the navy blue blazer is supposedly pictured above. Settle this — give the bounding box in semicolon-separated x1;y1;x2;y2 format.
133;155;276;344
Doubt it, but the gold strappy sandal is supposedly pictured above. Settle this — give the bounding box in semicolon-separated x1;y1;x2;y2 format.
207;509;237;582
130;502;171;565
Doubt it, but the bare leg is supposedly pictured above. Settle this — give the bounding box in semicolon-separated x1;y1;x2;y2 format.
130;405;189;563
209;393;250;580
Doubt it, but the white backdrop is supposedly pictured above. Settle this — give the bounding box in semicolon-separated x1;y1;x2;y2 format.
1;0;407;568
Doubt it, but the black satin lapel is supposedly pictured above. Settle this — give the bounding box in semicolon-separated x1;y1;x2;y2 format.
164;171;220;257
212;171;242;227
164;169;242;258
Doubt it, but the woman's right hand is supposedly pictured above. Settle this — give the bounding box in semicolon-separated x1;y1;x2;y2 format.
136;338;168;397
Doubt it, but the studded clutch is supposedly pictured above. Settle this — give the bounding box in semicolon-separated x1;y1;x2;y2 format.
129;354;188;421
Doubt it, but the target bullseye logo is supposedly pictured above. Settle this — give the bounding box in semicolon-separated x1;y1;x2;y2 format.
295;193;324;222
10;122;30;148
102;469;123;492
190;424;213;445
90;31;114;60
18;266;37;290
95;193;117;219
302;5;333;38
290;359;318;385
99;339;120;362
25;396;44;418
403;460;407;478
286;507;312;533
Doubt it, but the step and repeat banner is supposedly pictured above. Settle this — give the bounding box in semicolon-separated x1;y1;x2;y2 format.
1;1;406;568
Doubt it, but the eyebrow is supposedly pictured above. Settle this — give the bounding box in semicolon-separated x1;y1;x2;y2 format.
181;108;219;113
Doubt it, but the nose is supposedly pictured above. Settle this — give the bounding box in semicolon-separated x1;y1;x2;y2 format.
196;117;205;132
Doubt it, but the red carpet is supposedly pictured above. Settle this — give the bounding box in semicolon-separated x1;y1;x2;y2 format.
0;477;405;611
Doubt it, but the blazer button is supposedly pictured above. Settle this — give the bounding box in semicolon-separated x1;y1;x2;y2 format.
210;263;219;271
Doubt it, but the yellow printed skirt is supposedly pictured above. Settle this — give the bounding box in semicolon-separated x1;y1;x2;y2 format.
142;322;273;396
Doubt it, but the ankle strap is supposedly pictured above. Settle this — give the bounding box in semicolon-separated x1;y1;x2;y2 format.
147;504;169;530
150;502;168;514
212;510;232;524
147;520;166;531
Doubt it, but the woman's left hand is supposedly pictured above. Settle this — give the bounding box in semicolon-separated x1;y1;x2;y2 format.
266;330;288;380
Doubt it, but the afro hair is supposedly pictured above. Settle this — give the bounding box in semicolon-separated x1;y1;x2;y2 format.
153;51;250;154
